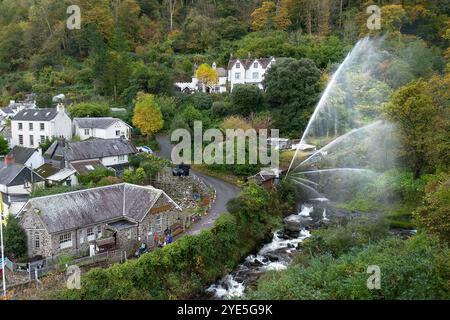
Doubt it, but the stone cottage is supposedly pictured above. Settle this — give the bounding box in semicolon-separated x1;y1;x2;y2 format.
17;183;182;259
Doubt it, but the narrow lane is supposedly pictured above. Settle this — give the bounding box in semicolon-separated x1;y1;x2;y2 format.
155;134;241;235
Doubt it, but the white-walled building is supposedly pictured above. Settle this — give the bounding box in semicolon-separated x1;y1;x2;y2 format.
227;57;276;91
73;117;132;141
44;138;138;174
11;104;72;148
174;58;276;93
6;146;44;169
0;99;37;125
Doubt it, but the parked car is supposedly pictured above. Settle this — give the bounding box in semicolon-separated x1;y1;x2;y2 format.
137;146;153;154
172;163;190;176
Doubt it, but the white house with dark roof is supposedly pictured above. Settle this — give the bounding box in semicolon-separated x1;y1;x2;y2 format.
17;183;183;258
73;117;132;141
227;57;276;91
6;146;44;169
175;62;228;94
11;104;72;148
44;138;138;174
0;99;37;125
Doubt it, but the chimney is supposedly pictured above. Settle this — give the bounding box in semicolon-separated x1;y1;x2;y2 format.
4;154;14;166
58;137;66;148
57;103;65;113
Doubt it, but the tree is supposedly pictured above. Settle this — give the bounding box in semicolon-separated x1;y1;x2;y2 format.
123;167;146;185
68;102;111;118
251;1;291;32
4;214;28;261
220;116;252;131
413;172;450;243
195;64;218;93
231;84;264;116
383;80;437;179
0;135;9;155
132;93;164;137
264;57;321;136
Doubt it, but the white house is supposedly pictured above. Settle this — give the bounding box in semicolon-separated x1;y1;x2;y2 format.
227;57;276;91
0;155;45;215
44;138;138;174
73;117;132;141
6;146;45;169
175;62;228;94
11;104;72;148
0;99;37;125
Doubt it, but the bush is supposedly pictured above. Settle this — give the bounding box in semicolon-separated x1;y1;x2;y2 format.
248;234;450;300
414;172;450;243
4;215;28;261
68;102;111;118
192;93;213;110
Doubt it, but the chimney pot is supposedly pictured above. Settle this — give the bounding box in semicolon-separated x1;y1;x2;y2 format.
4;154;15;166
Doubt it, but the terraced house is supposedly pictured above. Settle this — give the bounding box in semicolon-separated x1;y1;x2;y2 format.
17;183;183;259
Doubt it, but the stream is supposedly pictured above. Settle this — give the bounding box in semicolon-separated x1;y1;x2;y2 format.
205;202;329;299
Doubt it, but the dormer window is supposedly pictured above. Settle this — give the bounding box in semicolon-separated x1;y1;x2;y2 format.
236;62;240;69
254;62;258;68
84;129;90;135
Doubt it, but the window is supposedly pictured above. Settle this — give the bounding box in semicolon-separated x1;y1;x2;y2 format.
59;233;72;248
236;62;240;68
19;135;23;145
40;123;45;131
34;233;40;249
84;129;90;135
18;123;23;130
155;215;163;233
116;130;120;136
254;62;258;68
29;135;34;146
85;165;95;171
97;226;102;237
87;227;94;237
127;229;132;240
118;155;125;161
40;135;45;144
253;72;259;79
29;123;33;130
235;72;241;80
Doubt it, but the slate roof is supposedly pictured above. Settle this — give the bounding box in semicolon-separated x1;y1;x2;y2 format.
70;159;107;175
216;67;227;77
18;183;181;234
7;146;37;164
35;163;60;179
0;163;44;186
13;108;58;121
64;138;138;161
227;57;275;70
73;117;131;129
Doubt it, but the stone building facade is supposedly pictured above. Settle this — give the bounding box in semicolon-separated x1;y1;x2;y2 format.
17;183;182;259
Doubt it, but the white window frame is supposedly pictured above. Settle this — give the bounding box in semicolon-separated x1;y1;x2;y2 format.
235;72;241;80
29;123;33;130
29;135;34;146
40;123;45;131
59;233;72;249
118;154;125;162
18;135;23;145
34;232;40;249
87;227;95;241
40;135;45;144
84;129;90;135
18;122;23;130
253;72;259;79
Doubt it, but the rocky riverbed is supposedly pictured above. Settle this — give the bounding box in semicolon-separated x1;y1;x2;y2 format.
205;203;329;299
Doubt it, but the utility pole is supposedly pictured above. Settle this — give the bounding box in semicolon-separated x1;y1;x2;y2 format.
0;193;6;298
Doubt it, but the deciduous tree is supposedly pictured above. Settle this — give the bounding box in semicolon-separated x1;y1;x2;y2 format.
132;93;164;137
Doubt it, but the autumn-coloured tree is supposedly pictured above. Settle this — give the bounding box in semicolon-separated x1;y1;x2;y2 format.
132;93;164;137
251;1;291;32
195;63;218;93
220;116;252;132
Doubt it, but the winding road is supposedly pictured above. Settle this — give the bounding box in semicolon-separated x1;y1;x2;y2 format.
155;134;240;235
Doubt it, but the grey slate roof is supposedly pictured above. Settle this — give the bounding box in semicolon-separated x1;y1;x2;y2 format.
73;117;130;129
7;146;37;164
13;108;58;121
64;138;138;161
0;163;44;186
18;183;181;234
227;57;274;70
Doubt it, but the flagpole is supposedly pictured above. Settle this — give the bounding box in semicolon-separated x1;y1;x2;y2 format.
0;197;6;298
